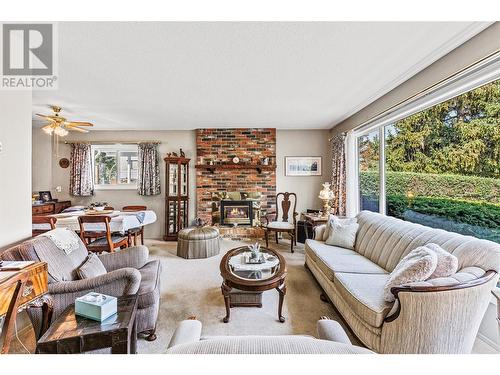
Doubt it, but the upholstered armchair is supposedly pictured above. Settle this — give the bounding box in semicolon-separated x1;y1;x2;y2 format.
263;192;298;253
0;233;161;341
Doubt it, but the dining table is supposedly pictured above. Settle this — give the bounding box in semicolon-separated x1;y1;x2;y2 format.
33;209;157;234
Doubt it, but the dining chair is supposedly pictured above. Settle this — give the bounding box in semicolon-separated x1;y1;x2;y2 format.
77;215;128;253
122;205;147;246
263;192;298;253
32;216;57;237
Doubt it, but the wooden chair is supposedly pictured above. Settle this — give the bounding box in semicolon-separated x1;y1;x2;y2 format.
263;192;298;253
122;205;147;246
104;206;114;210
78;215;128;253
32;216;57;236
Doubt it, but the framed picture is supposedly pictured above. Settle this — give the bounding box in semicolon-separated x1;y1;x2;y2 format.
39;191;53;202
285;156;322;176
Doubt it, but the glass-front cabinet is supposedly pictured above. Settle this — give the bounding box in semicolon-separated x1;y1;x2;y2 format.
164;156;190;240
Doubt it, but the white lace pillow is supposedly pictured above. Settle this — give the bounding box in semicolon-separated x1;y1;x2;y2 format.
322;215;357;241
426;243;458;279
383;246;438;302
325;216;359;249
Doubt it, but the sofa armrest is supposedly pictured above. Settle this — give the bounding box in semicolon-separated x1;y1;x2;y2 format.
98;245;149;271
168;320;203;349
385;270;497;323
48;268;141;297
316;319;351;344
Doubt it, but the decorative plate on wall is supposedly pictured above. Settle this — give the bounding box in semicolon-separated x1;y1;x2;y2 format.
59;158;70;168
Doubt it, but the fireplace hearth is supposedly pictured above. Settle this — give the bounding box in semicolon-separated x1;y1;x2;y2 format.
220;200;253;226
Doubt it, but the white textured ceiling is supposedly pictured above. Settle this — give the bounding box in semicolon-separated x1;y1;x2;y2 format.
32;22;490;130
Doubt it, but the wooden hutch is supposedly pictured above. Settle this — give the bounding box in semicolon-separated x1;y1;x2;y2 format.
164;156;190;241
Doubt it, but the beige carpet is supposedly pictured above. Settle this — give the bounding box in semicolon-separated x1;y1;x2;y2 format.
137;237;361;353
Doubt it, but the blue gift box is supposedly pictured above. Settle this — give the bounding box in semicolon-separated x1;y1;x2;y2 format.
75;292;117;322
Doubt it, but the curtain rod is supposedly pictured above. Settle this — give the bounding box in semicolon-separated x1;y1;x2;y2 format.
64;140;161;145
328;49;500;142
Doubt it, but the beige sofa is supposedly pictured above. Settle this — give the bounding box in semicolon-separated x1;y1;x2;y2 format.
305;211;500;354
166;319;373;354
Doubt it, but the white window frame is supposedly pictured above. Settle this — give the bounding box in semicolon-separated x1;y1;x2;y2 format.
346;51;500;216
91;144;139;191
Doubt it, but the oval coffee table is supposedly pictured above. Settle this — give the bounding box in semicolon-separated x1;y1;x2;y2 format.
220;245;287;323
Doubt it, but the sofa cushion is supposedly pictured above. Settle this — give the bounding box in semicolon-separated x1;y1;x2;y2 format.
426;243;458;279
334;272;393;328
325;216;359;249
137;259;161;309
305;240;387;280
383;246;438;302
77;253;107;279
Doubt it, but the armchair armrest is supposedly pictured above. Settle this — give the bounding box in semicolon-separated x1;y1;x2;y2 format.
263;211;276;225
385;270;497;323
98;245;149;271
316;319;351;344
48;268;141;297
168;320;203;349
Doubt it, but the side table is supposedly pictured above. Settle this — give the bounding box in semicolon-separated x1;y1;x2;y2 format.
36;295;138;354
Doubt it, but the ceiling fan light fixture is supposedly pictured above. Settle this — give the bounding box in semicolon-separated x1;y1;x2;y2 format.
43;126;54;135
54;126;68;137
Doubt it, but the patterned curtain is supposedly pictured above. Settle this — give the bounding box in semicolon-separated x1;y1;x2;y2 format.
331;133;347;215
69;143;94;196
138;143;161;196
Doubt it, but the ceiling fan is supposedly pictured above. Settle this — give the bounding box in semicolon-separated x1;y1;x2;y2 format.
36;105;94;136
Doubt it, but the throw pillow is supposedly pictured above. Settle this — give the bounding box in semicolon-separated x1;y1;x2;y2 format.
314;224;326;240
426;243;459;279
383;246;438;302
322;215;357;241
325;216;359;249
77;253;107;279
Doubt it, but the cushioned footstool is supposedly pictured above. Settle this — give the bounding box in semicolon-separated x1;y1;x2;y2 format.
177;226;220;259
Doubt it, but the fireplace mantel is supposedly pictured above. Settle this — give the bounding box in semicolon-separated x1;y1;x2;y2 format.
195;163;276;174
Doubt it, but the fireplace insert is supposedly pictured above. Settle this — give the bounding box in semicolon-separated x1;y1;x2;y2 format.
220;200;253;226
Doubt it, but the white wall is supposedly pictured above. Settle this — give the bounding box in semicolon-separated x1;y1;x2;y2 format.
276;129;332;214
0;91;32;248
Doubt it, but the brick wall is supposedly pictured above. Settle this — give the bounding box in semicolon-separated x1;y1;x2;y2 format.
196;128;276;223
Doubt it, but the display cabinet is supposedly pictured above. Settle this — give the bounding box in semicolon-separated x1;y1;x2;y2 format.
164;156;190;241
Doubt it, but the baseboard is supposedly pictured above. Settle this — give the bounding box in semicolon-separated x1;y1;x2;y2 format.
477;332;500;352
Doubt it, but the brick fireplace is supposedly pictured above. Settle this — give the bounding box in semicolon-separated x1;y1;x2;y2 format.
196;128;277;226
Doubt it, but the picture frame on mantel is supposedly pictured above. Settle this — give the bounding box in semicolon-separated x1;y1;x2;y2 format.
285;156;322;176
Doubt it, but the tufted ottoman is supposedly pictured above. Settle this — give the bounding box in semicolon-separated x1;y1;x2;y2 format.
177;226;220;259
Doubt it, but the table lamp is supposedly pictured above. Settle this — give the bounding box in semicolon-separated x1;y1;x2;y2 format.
318;182;334;217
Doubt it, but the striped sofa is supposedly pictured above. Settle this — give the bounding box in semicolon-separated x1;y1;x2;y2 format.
305;211;500;354
166;319;373;354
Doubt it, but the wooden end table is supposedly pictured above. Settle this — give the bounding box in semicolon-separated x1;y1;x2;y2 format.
220;246;287;323
36;295;138;354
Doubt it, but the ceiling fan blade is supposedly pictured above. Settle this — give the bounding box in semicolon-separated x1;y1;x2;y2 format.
36;114;56;121
66;121;93;127
68;126;89;133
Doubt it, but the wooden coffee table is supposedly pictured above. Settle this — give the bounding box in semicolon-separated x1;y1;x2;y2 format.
36;295;138;354
220;246;287;323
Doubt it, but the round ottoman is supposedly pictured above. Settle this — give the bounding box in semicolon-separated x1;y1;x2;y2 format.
177;226;220;259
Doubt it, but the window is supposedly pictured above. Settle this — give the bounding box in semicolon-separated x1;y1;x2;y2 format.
354;79;500;243
92;144;139;189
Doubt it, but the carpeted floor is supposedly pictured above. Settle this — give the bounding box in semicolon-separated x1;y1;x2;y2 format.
137;237;361;353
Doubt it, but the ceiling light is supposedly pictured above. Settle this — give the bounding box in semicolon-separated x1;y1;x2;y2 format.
43;126;54;135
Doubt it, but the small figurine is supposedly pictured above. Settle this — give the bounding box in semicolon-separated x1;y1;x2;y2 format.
180;148;186;157
171;151;178;157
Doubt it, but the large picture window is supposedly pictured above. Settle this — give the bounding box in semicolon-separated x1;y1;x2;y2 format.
356;79;500;243
92;144;139;189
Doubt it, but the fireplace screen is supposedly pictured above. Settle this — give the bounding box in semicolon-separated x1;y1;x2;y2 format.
220;200;253;226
